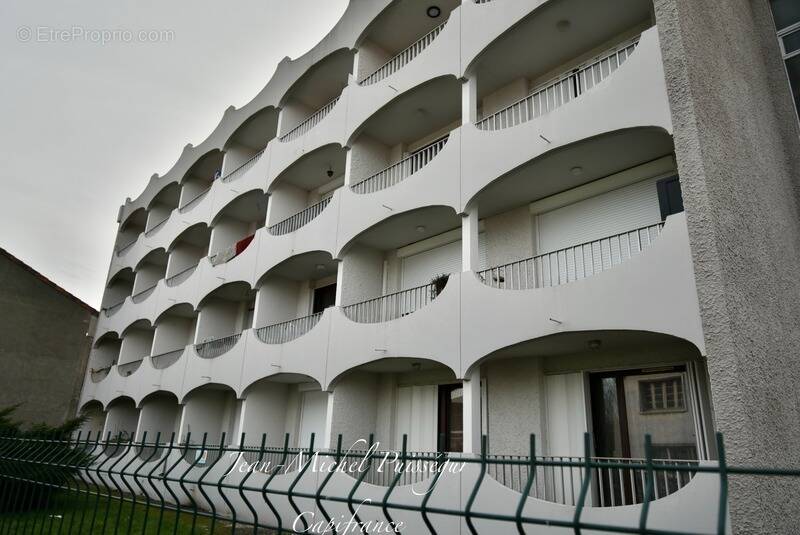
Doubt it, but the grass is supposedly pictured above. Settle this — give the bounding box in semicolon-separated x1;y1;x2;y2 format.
0;488;279;534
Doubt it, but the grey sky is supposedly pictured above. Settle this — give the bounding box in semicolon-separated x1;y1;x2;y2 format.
0;0;348;308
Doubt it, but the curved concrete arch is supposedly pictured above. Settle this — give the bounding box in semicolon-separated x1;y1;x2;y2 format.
208;187;268;228
104;394;137;411
79;399;105;413
222;105;279;151
178;382;237;405
93;330;120;349
133;247;168;271
106;267;134;288
253;249;336;289
266;142;343;195
325;356;458;392
119;318;154;338
153;302;197;325
335;204;459;258
166;222;210;253
344;74;460;148
239;373;323;400
117;0;392;226
137;389;180;408
277;47;355;109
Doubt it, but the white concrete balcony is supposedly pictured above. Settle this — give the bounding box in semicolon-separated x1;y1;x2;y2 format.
254;313;323;344
350;134;450;194
478;223;664;290
460;26;671;210
460;213;704;373
346;16;460;139
341;281;442;323
267;196;332;236
475;37;640;132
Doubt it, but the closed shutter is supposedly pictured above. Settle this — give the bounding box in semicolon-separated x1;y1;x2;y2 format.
298;391;328;448
544;373;588;505
400;235;487;290
537;177;661;254
395;385;438;451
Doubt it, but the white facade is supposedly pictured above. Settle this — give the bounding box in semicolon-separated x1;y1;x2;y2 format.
78;0;727;531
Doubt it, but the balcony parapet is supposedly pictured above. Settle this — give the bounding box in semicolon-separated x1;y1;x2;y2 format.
117;359;144;377
476;37;640;131
150;349;184;370
255;313;323;344
279;95;341;143
478;223;663;290
351;135;449;194
195;333;243;359
358;20;448;87
268;197;332;236
221;149;265;183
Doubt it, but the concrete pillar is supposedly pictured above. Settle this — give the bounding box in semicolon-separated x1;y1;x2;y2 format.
275;107;285;139
343;147;354;187
462;367;482;455
462;206;479;272
334;260;345;306
461;76;478;125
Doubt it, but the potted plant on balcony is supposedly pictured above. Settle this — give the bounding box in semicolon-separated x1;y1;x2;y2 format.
430;273;449;299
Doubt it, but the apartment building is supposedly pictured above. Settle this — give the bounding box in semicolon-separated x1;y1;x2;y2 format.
76;0;800;532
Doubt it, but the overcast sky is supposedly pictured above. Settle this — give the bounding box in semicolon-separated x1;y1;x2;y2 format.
0;0;348;308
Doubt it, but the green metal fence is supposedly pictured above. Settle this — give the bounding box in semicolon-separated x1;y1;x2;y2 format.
0;431;798;534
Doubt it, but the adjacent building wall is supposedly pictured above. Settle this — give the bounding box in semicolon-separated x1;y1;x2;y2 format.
0;250;97;427
655;0;800;532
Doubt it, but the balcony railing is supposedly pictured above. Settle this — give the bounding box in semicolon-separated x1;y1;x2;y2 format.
131;283;158;303
144;217;169;237
255;313;323;344
351;135;449;194
478;223;664;290
487;455;697;507
195;333;242;359
115;238;138;256
342;281;440;323
279;96;340;143
222;149;265;183
150;349;183;369
117;359;144;377
165;264;198;287
267;197;332;236
90;366;112;383
359;21;447;86
476;36;640;131
178;187;211;213
103;298;127;316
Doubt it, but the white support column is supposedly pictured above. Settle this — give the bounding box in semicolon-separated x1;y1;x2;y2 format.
334;260;345;306
323;391;335;449
234;398;248;446
176;404;187;443
343;146;354;187
462;367;482;455
462;206;479;272
461;76;478;125
275;106;285;139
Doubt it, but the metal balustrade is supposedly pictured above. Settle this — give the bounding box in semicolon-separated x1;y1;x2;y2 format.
130;283;158;303
351;135;450;194
90;366;111;383
359;21;447;86
115;238;137;256
342;281;440;323
102;298;126;315
255;313;323;344
487;455;697;507
476;36;640;131
144;217;169;237
194;333;242;359
165;263;198;287
150;349;183;369
279;96;340;143
221;149;264;183
267;197;332;235
117;359;143;377
178;187;210;213
478;223;664;290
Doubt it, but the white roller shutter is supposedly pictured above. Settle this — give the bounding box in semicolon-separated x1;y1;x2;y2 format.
400;235;487;290
537;177;661;254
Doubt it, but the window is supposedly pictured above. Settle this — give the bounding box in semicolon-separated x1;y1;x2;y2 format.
656;176;684;220
769;0;800;120
312;284;337;314
437;384;463;452
639;376;685;413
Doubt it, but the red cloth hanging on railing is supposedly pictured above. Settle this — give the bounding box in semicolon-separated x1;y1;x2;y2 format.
234;234;254;256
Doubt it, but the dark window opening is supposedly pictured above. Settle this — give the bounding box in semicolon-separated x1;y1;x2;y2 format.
656;176;684;220
312;284;337;314
437;384;463;452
